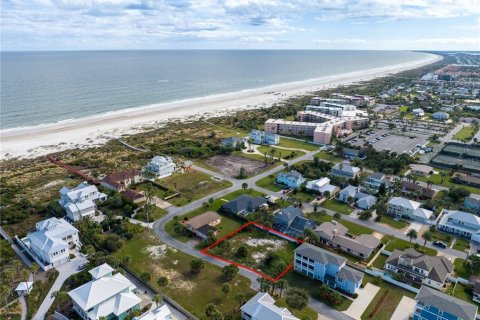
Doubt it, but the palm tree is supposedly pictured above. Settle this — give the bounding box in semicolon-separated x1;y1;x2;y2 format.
426;180;433;189
440;171;447;184
276;279;288;297
153;294;163;307
269;148;276;163
422;231;432;247
407;228;418;243
234;293;246;309
333;212;341;221
283;163;289;171
144;184;155;223
29;263;39;283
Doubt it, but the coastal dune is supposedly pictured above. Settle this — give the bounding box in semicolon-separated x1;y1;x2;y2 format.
0;53;441;159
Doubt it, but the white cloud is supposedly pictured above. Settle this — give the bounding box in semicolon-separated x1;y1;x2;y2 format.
314;38;367;44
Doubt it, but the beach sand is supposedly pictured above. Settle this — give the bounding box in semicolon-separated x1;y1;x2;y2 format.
0;53;441;159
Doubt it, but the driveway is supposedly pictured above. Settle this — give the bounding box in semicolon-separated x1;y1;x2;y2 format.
405;221;423;234
343;283;380;320
32;255;88;320
390;296;416;320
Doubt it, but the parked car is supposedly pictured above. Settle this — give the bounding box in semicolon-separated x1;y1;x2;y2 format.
433;241;447;249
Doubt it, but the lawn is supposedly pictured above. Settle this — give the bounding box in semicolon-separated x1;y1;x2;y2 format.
207;228;298;279
115;229;257;318
255;174;284;192
429;229;453;246
398;106;408;112
277;137;320;152
314;151;343;163
384;237;438;256
305;211;373;235
378;215;408;229
452;237;470;253
320;199;353;215
159;171;233;206
134;206;168;222
453;125;478;142
417;169;480;194
447;283;480;307
453;258;471;279
275;297;318;320
287;190;316;203
361;274;416;320
257;146;306;161
371;254;389;269
165;189;265;243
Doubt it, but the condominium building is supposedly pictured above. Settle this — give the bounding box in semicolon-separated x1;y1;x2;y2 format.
59;182;107;222
144;156;176;179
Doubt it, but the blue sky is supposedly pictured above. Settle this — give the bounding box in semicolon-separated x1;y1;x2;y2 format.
1;0;479;51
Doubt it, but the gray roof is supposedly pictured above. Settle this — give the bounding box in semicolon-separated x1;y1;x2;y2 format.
294;243;346;267
276;206;303;224
356;195;377;209
369;172;385;180
336;266;363;283
340;185;358;198
289;216;317;234
385;248;453;283
332;163;360;175
220;195;267;214
416;285;478;320
315;222;348;241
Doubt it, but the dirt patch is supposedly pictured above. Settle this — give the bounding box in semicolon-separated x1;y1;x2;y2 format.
144;245;168;259
372;232;384;240
245;238;285;248
205;155;270;178
153;266;196;292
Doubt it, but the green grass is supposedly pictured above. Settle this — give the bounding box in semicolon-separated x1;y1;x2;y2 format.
288;190;316;203
277;137;320;152
306;211;373;235
134;206;168;222
377;215;408;229
320;199;353;215
454;258;471;279
399;106;408;112
416;169;480;194
314;151;343;163
453;126;478;142
115;230;257;318
384;238;437;256
371;254;389;269
429;229;453;246
26;270;59;319
447;283;480;307
257;146;306;160
165;189;264;243
453;237;470;252
255;174;284;192
361;274;416;320
275;298;318;320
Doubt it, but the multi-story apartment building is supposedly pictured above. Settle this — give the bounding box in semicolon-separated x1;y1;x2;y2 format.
437;209;480;244
249;129;280;145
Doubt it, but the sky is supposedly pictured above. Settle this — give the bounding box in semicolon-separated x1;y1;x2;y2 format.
1;0;479;51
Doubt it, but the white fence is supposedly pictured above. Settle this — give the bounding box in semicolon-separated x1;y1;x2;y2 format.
365;268;420;293
14;236;52;271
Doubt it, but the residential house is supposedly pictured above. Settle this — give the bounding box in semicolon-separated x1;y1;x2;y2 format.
409;164;433;177
101;169;144;192
144;156;176;179
15;282;33;296
401;181;438;200
413;285;478;320
69;263;141;320
464;194;480;214
315;222;380;260
473;281;480;304
338;186;358;203
133;304;174;320
387;197;433;223
294;243;364;294
343;148;366;160
120;189;145;204
220;195;268;216
183;211;222;239
437;209;480;244
305;177;337;196
452;173;480;188
59;182;107;222
412;108;425;117
384;248;453;290
274;206;316;237
21;218;80;270
221;137;244;148
330;163;360;179
276;170;306;189
363;172;387;191
432;111;449;120
249;129;280;145
355;192;377;210
241;292;299;320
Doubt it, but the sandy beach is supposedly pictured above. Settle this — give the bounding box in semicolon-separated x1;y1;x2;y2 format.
0;53;441;159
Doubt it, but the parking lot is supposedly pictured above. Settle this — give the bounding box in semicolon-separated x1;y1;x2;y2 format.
347;129;430;155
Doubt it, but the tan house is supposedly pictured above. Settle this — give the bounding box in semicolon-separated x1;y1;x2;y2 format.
409;164;433;177
101;169;144;192
184;211;222;239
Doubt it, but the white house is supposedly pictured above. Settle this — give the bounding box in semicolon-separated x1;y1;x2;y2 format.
412;108;425;117
249;129;280;145
438;210;480;244
387;197;433;223
69;263;142;320
241;292;299;320
432;111;449;120
59;182;107;222
22;218;80;270
330;163;360;179
133;304;174;320
144;156;176;179
305;177;337;195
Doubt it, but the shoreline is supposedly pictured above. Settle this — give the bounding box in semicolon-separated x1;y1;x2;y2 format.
0;53;441;159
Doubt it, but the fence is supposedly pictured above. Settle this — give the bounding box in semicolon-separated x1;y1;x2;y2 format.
14;236;52;271
365;268;420;294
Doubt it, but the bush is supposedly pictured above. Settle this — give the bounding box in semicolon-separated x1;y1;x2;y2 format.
286;288;309;309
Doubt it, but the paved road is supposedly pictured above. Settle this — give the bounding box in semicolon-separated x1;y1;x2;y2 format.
33;255;87;320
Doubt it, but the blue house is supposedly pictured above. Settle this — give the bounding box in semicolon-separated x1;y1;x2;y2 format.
465;194;480;214
414;285;478;320
294;243;363;294
276;170;306;189
274;206;316;237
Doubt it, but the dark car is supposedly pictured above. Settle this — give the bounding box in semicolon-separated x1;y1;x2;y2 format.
433;241;447;249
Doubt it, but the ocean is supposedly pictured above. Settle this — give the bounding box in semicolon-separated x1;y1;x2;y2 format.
0;50;429;129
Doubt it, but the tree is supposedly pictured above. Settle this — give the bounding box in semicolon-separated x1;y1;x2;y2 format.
222;265;239;280
0;285;9;309
283;163;289;171
29;263;39;283
122;255;131;265
333;212;341;221
140;272;151;282
324;190;331;199
153;294;163;307
407;228;418;243
157;276;169;287
440;171;447;184
276;279;288;298
235;245;248;258
190;259;206;274
237;167;247;179
303;228;318;244
222;283;231;297
205;303;218;317
234;293;246;308
241;182;248;190
286;288;309;309
422;231;432;247
313;203;318;212
51;290;68;311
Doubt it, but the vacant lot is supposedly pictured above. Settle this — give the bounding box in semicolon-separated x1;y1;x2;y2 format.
206;155;272;178
320;199;353;215
277;138;320;152
453;126;478;142
257;146;305;161
207;227;298;279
